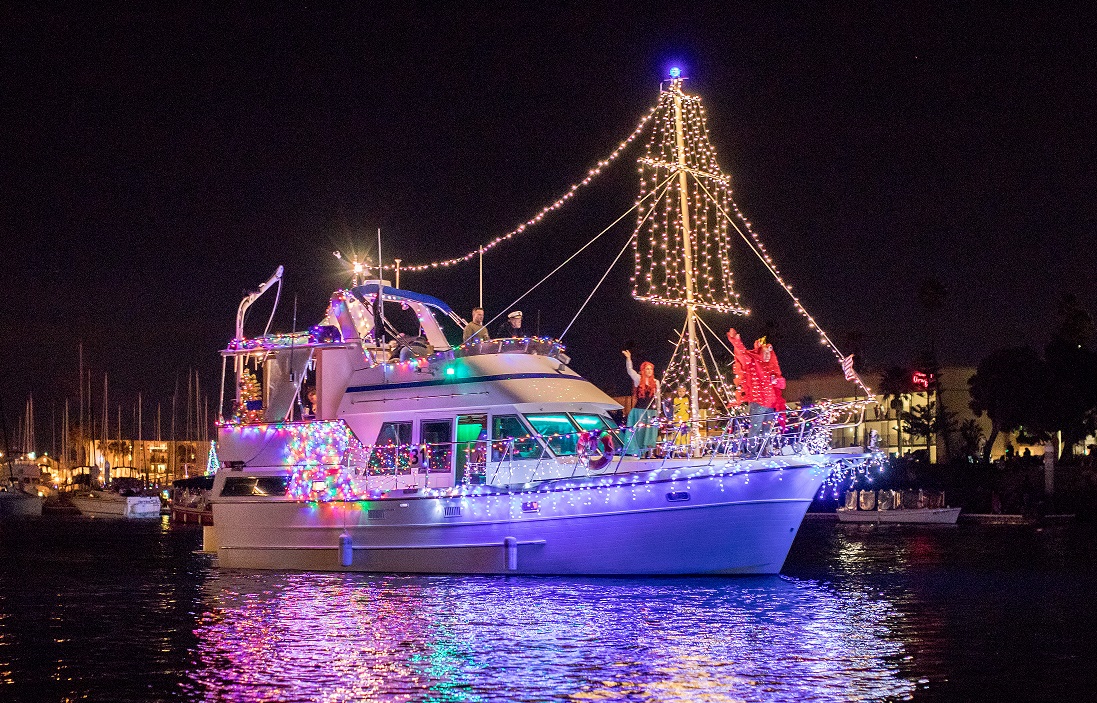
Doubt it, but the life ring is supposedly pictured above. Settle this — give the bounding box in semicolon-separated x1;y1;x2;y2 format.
577;430;615;472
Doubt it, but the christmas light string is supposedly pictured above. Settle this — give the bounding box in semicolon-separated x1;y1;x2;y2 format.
632;82;747;314
690;173;873;396
383;105;659;274
482;171;678;332
263;399;875;503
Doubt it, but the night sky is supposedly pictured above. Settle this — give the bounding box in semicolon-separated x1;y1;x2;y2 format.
3;5;1095;443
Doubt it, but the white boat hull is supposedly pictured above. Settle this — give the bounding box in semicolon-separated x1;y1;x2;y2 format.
71;492;162;519
836;507;961;524
0;491;44;518
211;458;833;575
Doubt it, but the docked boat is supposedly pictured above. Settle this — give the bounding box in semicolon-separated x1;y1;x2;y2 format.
70;478;162;519
837;489;960;524
204;74;878;574
0;482;43;518
170;476;214;525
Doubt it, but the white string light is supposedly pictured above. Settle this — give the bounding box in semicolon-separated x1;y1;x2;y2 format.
384;105;659;273
632;79;747;315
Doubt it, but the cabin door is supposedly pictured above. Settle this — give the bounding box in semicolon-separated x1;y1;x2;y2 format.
455;414;488;484
420;419;454;483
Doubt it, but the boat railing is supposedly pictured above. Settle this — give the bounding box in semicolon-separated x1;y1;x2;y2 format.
326;399;871;488
446;336;570;364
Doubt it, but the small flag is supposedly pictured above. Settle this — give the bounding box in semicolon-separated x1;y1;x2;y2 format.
842;354;856;381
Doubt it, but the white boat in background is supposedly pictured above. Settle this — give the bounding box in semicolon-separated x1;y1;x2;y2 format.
837;489;960;524
70;478;162;519
204;75;879;575
0;482;43;518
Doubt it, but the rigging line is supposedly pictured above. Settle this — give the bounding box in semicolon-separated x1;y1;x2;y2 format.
559;231;636;341
386;104;659;274
690;173;870;393
485;171;678;331
692;171;839;351
695;314;735;357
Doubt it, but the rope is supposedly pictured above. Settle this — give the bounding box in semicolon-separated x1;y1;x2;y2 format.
691;173;872;395
559;232;636;340
485;171;678;332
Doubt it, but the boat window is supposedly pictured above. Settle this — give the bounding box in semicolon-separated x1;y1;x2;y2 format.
380;303;424;339
524;413;579;456
221;476;289;497
372;421;414;475
456;414;488;483
569;414;624;451
432;310;465;349
491;415;544;461
421;420;454;474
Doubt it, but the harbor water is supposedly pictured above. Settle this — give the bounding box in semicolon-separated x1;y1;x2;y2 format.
1;517;1095;702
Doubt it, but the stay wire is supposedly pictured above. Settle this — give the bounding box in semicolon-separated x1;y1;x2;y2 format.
559;179;672;340
485;171;678;332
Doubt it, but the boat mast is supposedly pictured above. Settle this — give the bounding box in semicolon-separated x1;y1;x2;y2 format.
671;77;701;443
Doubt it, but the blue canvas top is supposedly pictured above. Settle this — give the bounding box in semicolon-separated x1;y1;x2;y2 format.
350;284;454;315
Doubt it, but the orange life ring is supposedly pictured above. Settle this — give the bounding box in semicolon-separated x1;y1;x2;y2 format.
578;430;615;472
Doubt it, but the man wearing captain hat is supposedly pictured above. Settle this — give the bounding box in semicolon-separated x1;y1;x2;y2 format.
496;310;532;338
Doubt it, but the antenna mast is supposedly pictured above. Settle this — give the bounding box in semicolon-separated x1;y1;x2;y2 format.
671;76;701;445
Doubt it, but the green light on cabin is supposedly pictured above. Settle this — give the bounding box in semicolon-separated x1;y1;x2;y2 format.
446;367;456;376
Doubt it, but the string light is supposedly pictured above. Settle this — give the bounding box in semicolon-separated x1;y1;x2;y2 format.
632;79;747;314
385;105;659;273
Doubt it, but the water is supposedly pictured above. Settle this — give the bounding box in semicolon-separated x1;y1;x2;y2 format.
2;517;1095;702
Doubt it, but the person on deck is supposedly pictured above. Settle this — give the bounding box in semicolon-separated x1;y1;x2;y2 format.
495;310;531;338
462;307;490;343
726;328;786;439
672;384;691;446
623;349;660;457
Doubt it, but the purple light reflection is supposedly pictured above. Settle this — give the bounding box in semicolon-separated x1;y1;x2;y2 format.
185;573;916;702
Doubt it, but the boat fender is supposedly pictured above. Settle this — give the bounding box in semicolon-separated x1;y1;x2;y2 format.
504;536;518;572
577;430;615;472
339;532;353;567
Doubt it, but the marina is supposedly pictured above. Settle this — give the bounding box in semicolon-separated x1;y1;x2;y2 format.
4;3;1097;701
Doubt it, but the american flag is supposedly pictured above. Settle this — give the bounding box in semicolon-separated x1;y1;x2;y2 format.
842;354;856;381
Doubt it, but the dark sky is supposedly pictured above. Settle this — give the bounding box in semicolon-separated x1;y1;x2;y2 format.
3;4;1096;443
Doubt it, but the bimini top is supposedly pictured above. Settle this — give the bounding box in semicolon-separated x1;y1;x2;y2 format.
350;283;453;315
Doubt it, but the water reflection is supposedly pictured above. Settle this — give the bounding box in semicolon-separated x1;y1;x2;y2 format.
189;572;916;702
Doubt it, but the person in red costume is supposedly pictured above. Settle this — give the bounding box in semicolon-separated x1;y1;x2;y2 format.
726;328;786;438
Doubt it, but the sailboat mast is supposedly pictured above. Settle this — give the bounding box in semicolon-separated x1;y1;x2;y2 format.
671;78;701;440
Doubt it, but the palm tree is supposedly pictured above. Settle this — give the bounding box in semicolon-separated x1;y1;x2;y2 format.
879;366;913;455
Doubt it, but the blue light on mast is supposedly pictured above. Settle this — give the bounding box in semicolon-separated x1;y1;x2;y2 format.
669;67;681;78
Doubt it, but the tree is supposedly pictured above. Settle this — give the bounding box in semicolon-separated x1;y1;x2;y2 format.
879;366;914;455
917;277;949;355
901;399;957;459
958;419;984;459
1043;294;1097;458
968;346;1050;463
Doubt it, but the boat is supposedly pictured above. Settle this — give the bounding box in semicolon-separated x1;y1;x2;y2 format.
0;482;43;518
70;478;162;519
170;475;214;525
837;488;960;524
203;74;879;574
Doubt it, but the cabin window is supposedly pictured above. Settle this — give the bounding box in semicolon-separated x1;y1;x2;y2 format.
372;421;414;475
570;414;624;451
421;419;454;473
221;476;289;497
524;413;579;456
491;415;543;461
